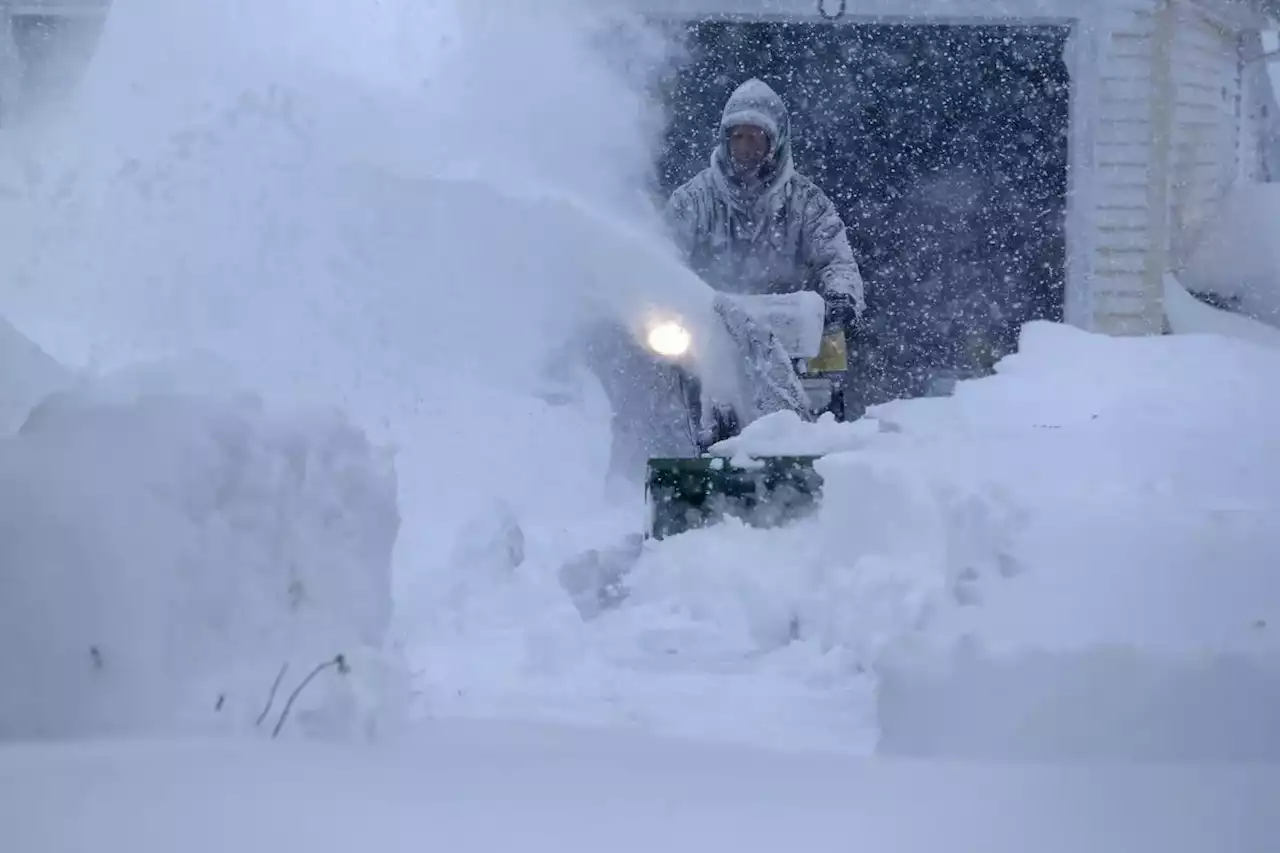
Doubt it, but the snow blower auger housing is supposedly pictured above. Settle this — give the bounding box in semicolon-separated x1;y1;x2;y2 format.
642;291;847;540
646;453;824;539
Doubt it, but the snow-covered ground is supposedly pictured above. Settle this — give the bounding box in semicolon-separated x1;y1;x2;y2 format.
4;727;1280;853
0;0;1278;815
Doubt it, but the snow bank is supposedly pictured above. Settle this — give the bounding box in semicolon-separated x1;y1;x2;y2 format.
0;372;404;741
1180;181;1280;327
723;319;1280;759
1165;273;1280;348
4;730;1278;853
878;645;1280;762
0;315;71;434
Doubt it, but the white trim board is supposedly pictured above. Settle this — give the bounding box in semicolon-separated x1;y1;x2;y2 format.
609;0;1085;25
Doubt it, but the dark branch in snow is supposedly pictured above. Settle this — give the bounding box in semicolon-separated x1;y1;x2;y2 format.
256;662;290;728
271;654;349;739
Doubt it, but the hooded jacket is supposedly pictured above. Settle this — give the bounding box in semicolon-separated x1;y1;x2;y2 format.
663;78;865;316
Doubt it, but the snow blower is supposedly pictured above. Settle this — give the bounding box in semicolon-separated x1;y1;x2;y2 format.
640;290;849;540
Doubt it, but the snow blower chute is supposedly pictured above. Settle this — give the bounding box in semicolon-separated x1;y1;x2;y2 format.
641;291;849;540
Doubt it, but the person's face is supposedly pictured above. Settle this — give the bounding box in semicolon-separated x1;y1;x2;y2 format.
727;124;770;173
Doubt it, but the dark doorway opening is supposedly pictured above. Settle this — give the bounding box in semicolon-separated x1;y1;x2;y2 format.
654;22;1070;408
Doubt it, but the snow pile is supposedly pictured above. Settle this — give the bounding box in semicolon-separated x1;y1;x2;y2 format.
4;730;1279;853
725;320;1280;760
0;370;403;741
0;315;71;434
1180;181;1280;328
1165;273;1280;348
879;645;1280;762
710;409;881;457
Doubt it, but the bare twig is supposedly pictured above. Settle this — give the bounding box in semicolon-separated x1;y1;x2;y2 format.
271;654;348;739
256;662;290;727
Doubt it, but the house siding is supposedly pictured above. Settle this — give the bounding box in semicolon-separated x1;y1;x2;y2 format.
1090;0;1269;334
1093;0;1163;334
1240;29;1280;181
1168;2;1246;270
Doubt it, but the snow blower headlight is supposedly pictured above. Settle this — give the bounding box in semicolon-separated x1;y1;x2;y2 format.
645;320;692;358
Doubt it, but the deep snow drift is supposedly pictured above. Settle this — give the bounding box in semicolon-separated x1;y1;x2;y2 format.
713;321;1280;759
1165;272;1280;348
0;315;69;433
1180;182;1280;329
0;350;404;740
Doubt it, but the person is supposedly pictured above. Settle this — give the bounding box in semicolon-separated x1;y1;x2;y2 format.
662;77;865;329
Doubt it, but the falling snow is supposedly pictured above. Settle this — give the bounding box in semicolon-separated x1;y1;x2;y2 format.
3;4;1280;848
656;23;1069;408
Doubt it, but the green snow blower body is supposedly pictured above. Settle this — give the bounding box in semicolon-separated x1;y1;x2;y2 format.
640;291;848;541
645;453;824;539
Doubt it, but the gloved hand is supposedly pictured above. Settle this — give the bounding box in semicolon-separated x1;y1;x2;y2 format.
824;292;859;327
